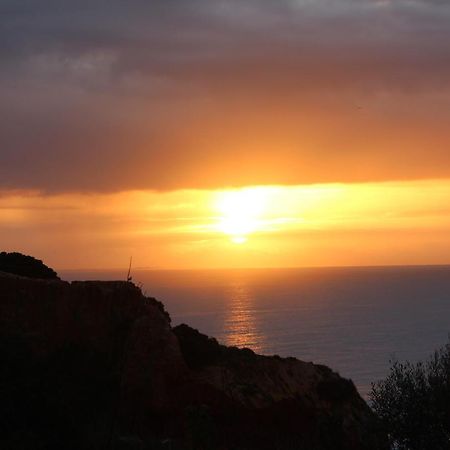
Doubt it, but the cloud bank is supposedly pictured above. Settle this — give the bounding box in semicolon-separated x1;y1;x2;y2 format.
1;0;450;192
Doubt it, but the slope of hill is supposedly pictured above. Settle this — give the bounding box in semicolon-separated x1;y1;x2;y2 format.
0;269;387;450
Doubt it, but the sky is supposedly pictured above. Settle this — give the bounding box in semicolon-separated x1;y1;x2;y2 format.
1;0;450;270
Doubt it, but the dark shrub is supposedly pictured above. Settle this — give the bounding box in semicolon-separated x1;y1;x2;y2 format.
370;342;450;450
0;252;59;279
173;324;222;369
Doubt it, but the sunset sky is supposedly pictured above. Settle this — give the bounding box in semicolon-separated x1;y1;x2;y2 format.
1;0;450;270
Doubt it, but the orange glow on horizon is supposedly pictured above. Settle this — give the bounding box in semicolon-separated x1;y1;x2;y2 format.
2;179;450;270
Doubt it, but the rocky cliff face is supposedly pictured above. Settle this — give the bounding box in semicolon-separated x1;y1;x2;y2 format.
0;271;387;450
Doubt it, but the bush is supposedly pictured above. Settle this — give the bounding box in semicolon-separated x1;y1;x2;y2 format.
0;252;59;279
370;342;450;450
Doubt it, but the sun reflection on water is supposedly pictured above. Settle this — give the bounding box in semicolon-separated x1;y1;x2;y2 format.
221;281;267;353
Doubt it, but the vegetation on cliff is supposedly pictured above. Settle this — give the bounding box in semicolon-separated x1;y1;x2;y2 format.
0;252;59;280
371;342;450;450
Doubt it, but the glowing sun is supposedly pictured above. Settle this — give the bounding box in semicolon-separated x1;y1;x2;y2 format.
214;188;269;243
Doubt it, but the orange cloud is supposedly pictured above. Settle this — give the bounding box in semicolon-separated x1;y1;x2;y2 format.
2;180;450;270
1;1;450;192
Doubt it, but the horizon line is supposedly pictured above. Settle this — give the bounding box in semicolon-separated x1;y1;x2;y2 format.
58;262;450;273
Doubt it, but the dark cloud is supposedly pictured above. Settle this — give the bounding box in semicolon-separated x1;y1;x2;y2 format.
1;0;450;192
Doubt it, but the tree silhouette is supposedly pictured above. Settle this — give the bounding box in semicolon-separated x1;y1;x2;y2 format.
371;341;450;450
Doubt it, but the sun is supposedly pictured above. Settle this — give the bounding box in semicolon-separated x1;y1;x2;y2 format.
214;188;269;243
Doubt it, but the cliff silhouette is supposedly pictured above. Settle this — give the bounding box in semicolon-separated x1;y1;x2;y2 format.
0;256;388;450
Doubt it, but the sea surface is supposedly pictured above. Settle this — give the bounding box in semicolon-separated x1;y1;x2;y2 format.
61;265;450;398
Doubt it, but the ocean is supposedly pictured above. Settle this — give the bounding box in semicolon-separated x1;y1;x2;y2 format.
61;265;450;398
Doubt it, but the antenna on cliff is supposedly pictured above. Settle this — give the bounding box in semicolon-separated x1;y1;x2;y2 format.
126;256;133;282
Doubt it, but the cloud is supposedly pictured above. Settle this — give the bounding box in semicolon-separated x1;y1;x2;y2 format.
2;180;450;269
1;0;450;192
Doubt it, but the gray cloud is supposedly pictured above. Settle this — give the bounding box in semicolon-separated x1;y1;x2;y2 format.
1;0;450;191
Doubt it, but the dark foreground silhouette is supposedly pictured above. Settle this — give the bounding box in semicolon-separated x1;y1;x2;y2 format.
0;252;59;280
0;255;387;450
371;342;450;450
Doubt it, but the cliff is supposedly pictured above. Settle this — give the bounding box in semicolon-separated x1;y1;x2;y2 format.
0;271;387;450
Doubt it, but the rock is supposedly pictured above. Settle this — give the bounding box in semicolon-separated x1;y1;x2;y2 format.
173;324;387;449
113;435;145;450
0;270;388;450
0;272;187;450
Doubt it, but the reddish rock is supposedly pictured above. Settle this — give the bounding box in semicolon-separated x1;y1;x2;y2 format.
0;271;388;450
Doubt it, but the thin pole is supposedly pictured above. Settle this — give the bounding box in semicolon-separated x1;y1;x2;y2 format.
127;256;132;282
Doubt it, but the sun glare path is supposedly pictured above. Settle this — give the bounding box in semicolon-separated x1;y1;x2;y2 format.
214;188;271;243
